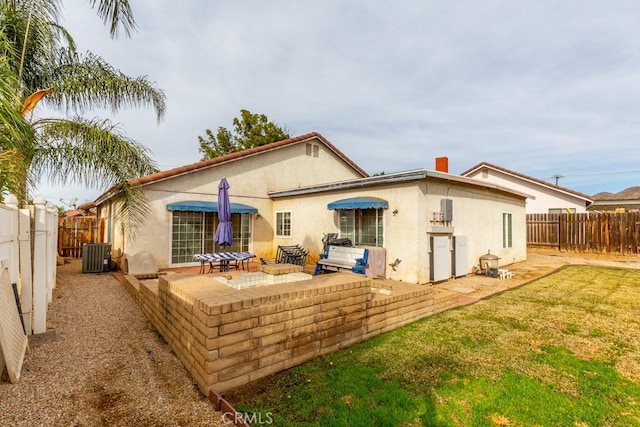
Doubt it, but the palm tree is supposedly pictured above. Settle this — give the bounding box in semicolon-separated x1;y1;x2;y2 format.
0;0;166;238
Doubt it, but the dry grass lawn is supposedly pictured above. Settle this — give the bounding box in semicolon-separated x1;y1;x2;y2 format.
232;265;640;426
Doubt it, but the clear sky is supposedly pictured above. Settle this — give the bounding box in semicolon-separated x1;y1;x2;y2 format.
36;0;640;207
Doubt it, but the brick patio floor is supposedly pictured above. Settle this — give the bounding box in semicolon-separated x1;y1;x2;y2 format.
145;247;640;314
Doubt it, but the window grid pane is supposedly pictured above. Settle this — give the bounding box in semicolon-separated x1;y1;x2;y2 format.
377;209;384;245
339;210;355;242
360;209;378;245
241;213;250;251
503;213;513;249
276;212;291;237
204;212;216;254
172;211;251;264
171;211;204;264
339;209;383;247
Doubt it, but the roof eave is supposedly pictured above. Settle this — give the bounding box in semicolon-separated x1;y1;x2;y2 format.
269;169;531;200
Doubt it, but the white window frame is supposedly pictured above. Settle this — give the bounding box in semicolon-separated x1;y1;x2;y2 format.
502;212;513;249
305;143;320;158
275;211;292;238
169;211;252;266
338;208;384;247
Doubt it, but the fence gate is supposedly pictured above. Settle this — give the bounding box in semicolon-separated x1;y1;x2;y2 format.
58;217;101;258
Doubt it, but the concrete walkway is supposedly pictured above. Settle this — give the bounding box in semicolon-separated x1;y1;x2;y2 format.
430;248;640;306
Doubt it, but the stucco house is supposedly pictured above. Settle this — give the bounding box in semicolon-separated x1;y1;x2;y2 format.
461;162;592;214
94;132;366;265
93;133;528;284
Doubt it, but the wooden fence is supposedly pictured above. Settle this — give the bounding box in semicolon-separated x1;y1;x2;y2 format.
58;216;103;258
527;212;640;254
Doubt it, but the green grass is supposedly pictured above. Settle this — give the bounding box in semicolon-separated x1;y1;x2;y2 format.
231;266;640;426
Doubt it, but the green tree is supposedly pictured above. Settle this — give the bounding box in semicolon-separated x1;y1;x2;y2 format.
198;109;290;160
0;0;165;238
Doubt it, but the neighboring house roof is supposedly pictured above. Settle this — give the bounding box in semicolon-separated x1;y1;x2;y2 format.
460;162;593;204
592;186;640;201
65;208;96;217
77;201;96;210
94;132;368;205
590;186;640;210
269;168;530;200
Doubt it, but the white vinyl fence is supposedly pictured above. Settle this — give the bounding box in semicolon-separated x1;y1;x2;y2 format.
0;195;58;335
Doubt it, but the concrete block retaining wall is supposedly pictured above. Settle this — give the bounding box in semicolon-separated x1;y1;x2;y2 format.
124;272;459;394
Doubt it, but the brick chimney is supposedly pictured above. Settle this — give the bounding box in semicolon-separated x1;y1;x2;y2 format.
435;157;449;173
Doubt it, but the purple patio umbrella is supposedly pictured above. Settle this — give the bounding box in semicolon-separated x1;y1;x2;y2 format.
214;178;233;248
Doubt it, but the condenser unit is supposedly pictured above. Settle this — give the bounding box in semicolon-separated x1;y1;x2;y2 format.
82;243;111;273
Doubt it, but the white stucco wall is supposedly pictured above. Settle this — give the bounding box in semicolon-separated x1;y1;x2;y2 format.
465;169;589;213
273;178;526;284
423;180;527;270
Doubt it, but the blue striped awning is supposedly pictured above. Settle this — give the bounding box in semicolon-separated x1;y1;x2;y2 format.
327;197;388;210
166;201;258;214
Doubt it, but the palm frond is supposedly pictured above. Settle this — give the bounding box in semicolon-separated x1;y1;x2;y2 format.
0;31;36;200
40;50;166;122
31;116;159;189
88;0;137;39
29;116;157;237
110;181;149;241
1;0;65;95
1;0;161;235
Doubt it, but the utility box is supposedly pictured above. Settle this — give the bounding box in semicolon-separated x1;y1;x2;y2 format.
452;236;468;277
430;235;451;282
440;198;453;221
82;243;112;273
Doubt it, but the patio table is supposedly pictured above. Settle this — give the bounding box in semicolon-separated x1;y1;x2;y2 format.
193;252;256;274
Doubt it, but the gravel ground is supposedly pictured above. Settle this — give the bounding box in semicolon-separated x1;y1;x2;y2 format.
0;260;226;427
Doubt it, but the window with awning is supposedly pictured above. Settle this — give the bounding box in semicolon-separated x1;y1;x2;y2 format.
167;201;255;264
328;197;387;247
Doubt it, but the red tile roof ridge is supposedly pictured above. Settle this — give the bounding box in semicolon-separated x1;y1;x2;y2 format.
93;132;368;204
131;132;367;187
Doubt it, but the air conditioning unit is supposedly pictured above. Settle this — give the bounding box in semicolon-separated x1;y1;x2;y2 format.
82;243;112;273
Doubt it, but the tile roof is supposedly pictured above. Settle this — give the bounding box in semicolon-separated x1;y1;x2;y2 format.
95;132;368;203
461;161;592;202
131;132;367;186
